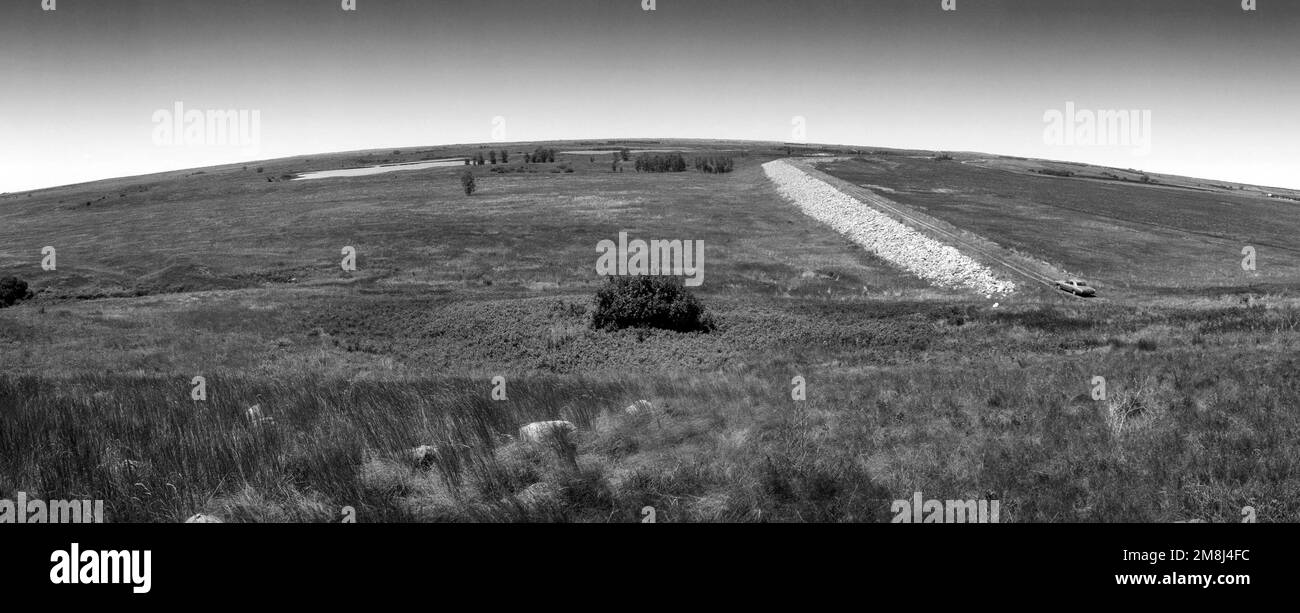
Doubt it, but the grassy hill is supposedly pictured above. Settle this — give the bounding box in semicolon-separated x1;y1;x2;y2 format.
2;140;1298;522
817;154;1300;299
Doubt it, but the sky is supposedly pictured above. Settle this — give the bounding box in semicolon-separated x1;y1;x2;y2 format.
2;0;1297;192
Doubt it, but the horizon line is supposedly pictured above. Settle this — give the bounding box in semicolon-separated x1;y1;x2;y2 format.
7;138;1299;196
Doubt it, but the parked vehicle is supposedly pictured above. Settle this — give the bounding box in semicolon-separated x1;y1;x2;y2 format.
1054;279;1096;297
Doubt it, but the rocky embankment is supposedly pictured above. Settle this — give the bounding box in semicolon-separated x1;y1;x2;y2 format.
763;159;1016;296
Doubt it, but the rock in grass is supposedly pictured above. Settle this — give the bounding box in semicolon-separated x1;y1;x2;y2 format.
518;421;576;444
185;513;223;523
411;444;439;469
625;399;654;415
517;482;562;508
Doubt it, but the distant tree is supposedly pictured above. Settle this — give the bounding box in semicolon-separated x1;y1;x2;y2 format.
500;149;509;163
464;158;471;165
460;171;476;196
489;150;497;164
619;147;631;162
524;153;532;164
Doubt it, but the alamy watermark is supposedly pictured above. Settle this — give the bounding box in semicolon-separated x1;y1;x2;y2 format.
491;116;507;142
1043;101;1151;155
595;231;704;287
891;491;1000;523
50;543;151;594
1;492;105;523
152;101;261;152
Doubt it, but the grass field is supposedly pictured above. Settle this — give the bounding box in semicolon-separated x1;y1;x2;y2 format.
817;155;1300;299
3;140;1299;522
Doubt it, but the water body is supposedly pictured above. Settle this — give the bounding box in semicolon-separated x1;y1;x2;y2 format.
293;158;468;180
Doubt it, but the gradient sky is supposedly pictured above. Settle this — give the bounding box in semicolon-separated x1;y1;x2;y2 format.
2;0;1297;192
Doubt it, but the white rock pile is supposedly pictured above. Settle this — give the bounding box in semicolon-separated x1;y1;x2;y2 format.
518;420;576;444
624;399;654;416
763;160;1016;296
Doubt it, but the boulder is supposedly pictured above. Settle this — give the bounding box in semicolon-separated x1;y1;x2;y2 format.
517;482;562;508
518;420;576;444
411;444;439;469
625;399;654;415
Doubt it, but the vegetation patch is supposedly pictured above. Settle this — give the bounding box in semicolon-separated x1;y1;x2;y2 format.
0;276;33;308
591;276;714;333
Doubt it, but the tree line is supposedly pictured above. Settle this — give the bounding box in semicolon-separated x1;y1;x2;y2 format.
634;153;734;173
693;156;734;174
465;149;515;165
634;153;688;173
525;148;557;163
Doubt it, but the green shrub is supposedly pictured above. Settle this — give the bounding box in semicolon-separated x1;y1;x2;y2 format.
591;276;714;333
0;276;31;307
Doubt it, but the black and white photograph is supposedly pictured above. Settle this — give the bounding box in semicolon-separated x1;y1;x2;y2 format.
1;0;1294;598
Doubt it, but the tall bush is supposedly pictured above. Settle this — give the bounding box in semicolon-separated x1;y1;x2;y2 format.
591;276;713;333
